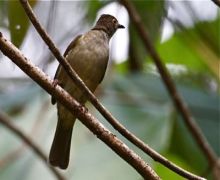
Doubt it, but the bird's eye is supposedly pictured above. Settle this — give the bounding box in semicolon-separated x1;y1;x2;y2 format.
112;19;117;24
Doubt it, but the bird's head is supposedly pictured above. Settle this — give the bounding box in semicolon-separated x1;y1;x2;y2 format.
93;14;125;38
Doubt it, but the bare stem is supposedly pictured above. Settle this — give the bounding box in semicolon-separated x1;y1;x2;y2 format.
0;111;65;180
0;145;25;169
120;0;218;171
0;32;160;180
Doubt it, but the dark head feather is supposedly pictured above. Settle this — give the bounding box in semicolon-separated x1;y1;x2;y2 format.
92;14;124;38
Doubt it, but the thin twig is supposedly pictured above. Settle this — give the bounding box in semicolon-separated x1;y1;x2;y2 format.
0;32;160;180
0;101;49;169
0;146;25;169
120;0;218;171
18;1;205;179
0;111;65;180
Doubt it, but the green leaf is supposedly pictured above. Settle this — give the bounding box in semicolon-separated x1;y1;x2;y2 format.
0;0;8;28
155;18;220;78
155;153;193;180
128;1;166;70
8;1;37;47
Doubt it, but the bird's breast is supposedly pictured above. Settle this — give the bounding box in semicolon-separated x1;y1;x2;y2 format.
66;31;109;86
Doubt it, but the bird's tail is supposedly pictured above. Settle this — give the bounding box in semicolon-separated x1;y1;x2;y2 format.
49;105;75;169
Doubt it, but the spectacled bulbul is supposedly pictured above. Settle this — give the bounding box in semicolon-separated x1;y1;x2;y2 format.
49;14;124;169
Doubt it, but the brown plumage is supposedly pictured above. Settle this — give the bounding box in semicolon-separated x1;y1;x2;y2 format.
49;14;124;169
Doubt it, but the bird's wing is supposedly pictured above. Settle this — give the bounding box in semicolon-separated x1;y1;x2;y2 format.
98;53;109;84
63;35;83;57
54;35;82;80
51;35;82;105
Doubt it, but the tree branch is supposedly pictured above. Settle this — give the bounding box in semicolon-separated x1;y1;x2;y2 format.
17;1;205;179
0;111;65;180
0;145;25;169
120;0;218;172
0;102;49;169
0;32;160;180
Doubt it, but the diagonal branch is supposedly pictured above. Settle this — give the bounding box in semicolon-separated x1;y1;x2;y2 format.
0;111;66;180
0;32;160;180
119;0;218;171
17;1;205;179
0;101;50;169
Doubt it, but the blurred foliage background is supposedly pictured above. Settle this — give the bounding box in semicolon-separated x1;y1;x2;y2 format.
0;1;219;180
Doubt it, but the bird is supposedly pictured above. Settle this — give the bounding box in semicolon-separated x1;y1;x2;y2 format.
49;14;124;169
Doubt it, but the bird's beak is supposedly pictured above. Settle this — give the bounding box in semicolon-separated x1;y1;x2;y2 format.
118;24;125;29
